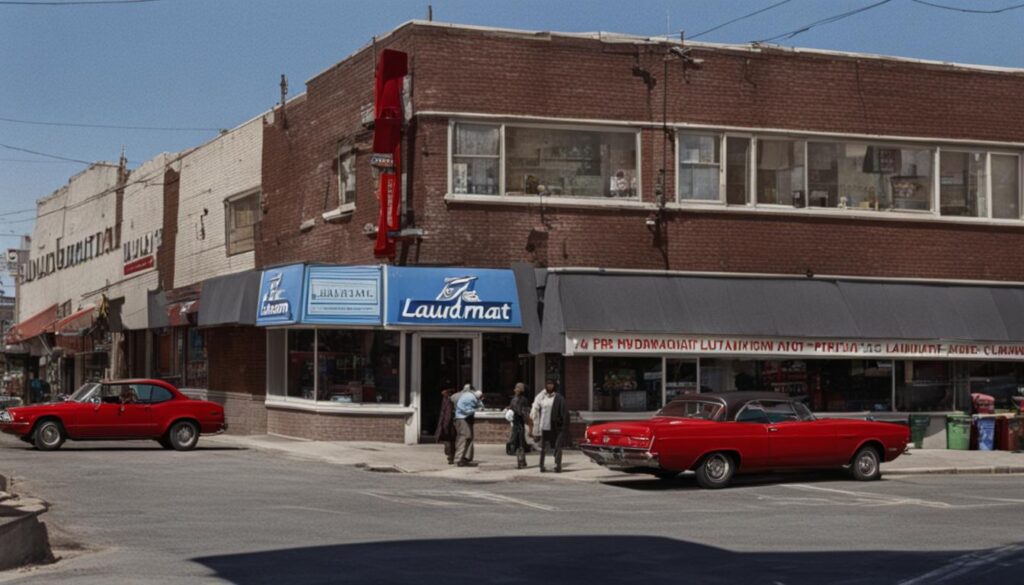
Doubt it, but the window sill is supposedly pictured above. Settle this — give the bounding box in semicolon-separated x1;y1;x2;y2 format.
322;203;356;222
445;193;653;211
668;202;1024;227
265;396;413;416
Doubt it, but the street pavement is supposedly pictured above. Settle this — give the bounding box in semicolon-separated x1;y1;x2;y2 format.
1;432;1024;584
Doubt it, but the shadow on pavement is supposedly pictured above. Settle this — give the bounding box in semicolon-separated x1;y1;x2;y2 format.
602;469;865;491
193;536;1014;585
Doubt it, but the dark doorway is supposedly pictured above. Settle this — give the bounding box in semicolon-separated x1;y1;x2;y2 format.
420;337;473;441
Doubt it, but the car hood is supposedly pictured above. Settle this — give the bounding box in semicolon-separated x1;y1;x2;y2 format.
6;401;81;415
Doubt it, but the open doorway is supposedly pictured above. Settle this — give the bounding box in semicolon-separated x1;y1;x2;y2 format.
419;337;475;441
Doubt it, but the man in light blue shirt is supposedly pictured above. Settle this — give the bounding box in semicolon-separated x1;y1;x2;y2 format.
454;386;482;467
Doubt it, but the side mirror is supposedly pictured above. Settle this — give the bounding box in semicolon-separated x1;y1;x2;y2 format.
90;396;101;406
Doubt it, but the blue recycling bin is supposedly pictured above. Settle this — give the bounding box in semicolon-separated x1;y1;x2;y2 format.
975;416;996;451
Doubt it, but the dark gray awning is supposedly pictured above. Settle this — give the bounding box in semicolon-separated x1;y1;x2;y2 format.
536;271;1024;349
148;290;169;329
107;297;125;333
198;270;262;327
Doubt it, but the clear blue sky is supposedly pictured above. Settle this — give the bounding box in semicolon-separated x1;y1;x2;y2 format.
0;0;1022;291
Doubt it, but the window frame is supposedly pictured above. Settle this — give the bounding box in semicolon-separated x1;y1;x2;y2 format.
447;119;643;204
338;144;357;210
990;151;1023;220
224;189;260;256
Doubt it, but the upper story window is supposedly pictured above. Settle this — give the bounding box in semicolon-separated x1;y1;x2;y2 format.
677;128;1023;222
338;146;356;208
450;121;639;199
225;191;260;256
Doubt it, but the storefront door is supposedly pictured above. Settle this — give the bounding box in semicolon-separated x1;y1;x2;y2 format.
414;334;481;442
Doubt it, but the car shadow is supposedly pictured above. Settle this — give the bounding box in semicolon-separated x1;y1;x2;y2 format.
192;536;1017;585
601;469;864;491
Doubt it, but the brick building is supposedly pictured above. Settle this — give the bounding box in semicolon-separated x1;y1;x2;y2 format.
254;21;1024;444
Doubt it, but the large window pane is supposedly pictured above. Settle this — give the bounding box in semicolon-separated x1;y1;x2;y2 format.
679;134;720;201
966;361;1024;410
482;333;533;409
895;361;954;412
726;137;750;205
992;154;1021;219
757;139;805;205
592;357;662;412
505;127;637;198
287;330;315;400
808;142;933;211
452;123;500;195
666;359;697;402
807;360;892;413
940;151;987;217
316;330;400;404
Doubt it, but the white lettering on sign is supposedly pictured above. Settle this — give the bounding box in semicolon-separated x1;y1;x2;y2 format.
566;332;1024;361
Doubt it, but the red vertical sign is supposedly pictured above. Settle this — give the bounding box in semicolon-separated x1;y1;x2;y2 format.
372;49;408;259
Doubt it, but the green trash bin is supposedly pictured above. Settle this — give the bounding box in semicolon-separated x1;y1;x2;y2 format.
909;414;931;449
947;414;971;450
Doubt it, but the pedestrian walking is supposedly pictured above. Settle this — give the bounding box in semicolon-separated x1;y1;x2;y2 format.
507;382;532;469
454;384;482;467
434;380;457;464
531;379;568;473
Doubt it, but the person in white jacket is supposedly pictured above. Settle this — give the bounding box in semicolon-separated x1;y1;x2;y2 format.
530;379;568;472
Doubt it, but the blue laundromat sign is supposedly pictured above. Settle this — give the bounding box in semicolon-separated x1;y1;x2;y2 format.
256;264;305;326
385;267;522;327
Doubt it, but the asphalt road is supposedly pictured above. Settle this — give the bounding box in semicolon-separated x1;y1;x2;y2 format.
2;433;1024;585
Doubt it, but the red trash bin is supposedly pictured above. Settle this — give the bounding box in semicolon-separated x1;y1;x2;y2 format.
995;417;1019;451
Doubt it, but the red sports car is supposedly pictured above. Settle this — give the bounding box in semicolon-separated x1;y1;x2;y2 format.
0;379;226;451
580;391;909;489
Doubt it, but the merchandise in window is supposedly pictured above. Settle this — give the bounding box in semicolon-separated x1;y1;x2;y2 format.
808;143;933;212
757;139;806;206
452;124;500;195
338;148;356;207
316;330;400;404
678;133;721;201
939;151;987;217
992;154;1021;219
592;357;662;412
895;361;955;412
966;361;1024;410
226;192;260;255
505;127;637;198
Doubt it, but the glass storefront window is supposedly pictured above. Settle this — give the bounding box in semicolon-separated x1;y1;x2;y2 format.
452;124;500;195
678;133;721;201
896;361;955;412
808;142;933;212
966;362;1024;410
757;139;805;205
482;333;532;409
992;154;1021;219
316;330;400;404
287;330;315;400
505;127;637;198
700;359;759;392
592;357;662;412
666;359;697;402
940;151;987;217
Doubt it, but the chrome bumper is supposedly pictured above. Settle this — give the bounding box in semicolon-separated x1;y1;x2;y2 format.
579;444;660;470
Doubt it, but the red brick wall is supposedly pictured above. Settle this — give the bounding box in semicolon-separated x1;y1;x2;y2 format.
206;326;265;395
267;407;407;442
257;23;1024;282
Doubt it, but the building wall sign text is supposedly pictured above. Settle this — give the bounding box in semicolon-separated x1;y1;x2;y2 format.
24;227;118;282
566;332;1024;361
123;228;162;276
302;265;382;325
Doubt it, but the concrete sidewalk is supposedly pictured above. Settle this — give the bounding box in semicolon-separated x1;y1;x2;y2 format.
207;434;1024;483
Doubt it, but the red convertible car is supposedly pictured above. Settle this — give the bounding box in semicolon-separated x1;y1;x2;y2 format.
0;379;226;451
581;392;909;489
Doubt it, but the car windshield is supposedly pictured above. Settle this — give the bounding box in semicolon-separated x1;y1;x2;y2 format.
657;400;723;421
69;383;100;402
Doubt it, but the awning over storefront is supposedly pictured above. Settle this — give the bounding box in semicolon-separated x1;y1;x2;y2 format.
168;299;200;327
4;304;58;344
198;270;262;327
534;271;1024;357
55;305;96;336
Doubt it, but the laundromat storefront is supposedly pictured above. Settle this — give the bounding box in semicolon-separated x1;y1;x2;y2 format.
259;264;531;444
528;270;1024;422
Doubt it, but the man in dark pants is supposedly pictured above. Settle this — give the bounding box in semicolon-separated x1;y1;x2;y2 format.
434;381;457;464
534;379;568;473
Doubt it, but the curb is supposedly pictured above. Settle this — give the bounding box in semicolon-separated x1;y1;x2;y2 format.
884;466;1024;476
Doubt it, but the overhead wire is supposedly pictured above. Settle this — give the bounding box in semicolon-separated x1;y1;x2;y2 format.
910;0;1024;13
0;115;222;133
689;0;795;39
0;0;160;5
0;142;116;166
755;0;894;43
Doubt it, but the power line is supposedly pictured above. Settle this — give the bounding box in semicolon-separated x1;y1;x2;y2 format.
911;0;1024;13
0;158;88;164
0;142;115;166
756;0;894;43
0;115;222;133
0;208;36;217
0;0;160;5
690;0;795;39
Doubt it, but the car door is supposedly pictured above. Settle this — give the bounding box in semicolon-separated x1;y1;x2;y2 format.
82;384;153;438
763;400;837;468
730;401;774;470
76;384;126;438
116;384;158;438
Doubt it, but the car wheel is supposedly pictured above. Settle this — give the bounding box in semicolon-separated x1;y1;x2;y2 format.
168;421;199;451
33;420;66;451
695;452;735;489
654;470;681;481
156;437;174;450
850;446;881;481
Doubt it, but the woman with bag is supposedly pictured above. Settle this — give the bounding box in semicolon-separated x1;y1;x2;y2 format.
506;383;532;469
